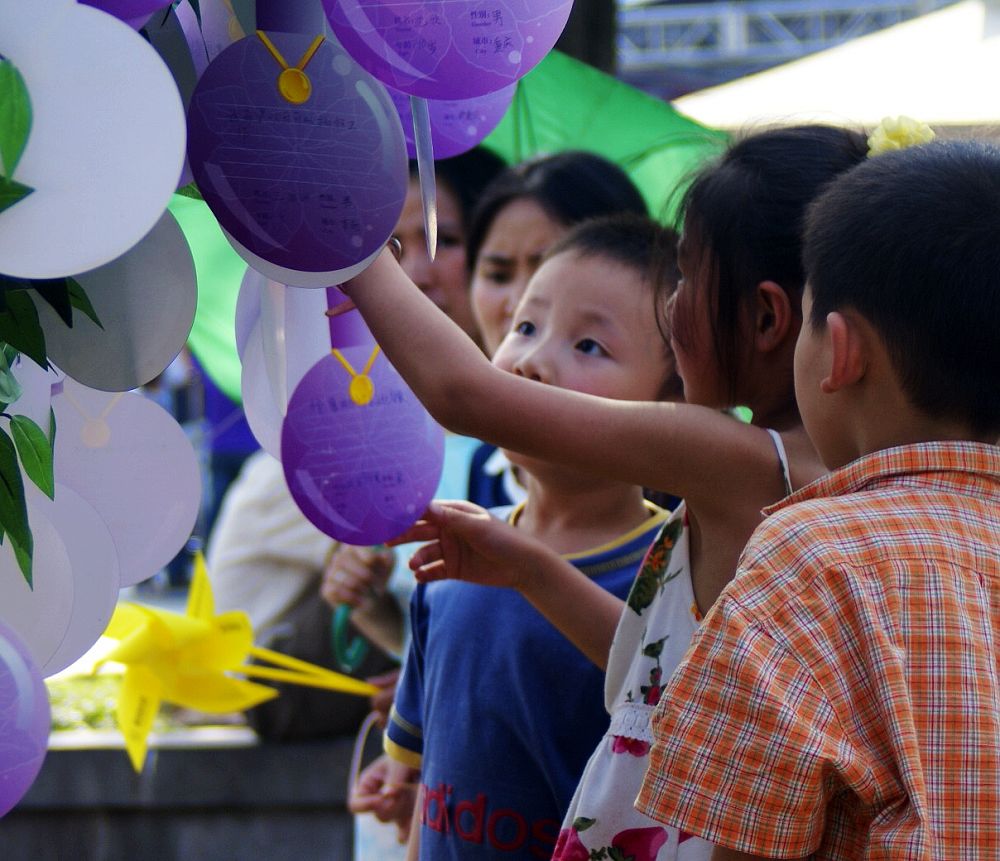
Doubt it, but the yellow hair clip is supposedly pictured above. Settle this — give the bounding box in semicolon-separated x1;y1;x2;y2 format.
867;116;935;157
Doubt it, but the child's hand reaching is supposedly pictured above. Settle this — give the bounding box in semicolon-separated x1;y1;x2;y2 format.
390;500;549;591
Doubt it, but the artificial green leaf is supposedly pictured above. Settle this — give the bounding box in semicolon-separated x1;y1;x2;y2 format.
0;59;32;179
175;182;204;201
0;290;47;367
0;354;23;405
10;414;53;500
48;406;56;448
30;278;74;327
0;177;33;215
66;278;103;329
0;426;32;586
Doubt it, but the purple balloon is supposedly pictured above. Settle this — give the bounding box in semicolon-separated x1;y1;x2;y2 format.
79;0;173;23
187;32;407;278
389;84;515;159
282;350;444;545
0;620;50;818
324;0;573;100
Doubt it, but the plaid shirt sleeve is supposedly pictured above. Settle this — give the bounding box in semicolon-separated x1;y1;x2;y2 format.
636;593;852;858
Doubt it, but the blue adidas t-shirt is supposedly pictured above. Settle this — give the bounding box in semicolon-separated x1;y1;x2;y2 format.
385;504;669;860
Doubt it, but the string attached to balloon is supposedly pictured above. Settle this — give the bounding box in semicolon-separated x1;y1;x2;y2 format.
410;95;437;259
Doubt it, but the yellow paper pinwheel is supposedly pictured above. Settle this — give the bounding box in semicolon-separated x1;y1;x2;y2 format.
98;553;377;771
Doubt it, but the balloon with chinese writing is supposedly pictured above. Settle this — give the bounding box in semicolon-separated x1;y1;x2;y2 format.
323;0;573;100
78;0;173;25
0;620;50;818
388;84;515;159
282;349;444;545
187;31;408;287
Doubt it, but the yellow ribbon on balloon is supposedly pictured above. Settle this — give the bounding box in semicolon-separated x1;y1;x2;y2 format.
97;553;378;772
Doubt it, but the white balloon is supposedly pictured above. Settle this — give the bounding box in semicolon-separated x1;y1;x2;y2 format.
33;211;197;392
51;380;201;586
240;325;283;458
0;0;186;278
234;267;264;360
0;499;74;670
28;484;121;677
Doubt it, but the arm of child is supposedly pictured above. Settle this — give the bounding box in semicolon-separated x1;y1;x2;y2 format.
392;501;624;670
349;752;419;840
342;251;790;509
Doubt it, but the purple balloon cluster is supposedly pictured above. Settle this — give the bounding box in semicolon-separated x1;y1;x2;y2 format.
0;621;50;818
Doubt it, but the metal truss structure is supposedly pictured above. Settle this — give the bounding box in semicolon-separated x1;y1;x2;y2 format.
618;0;960;71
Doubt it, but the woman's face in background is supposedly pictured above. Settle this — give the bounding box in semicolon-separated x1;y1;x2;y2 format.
395;177;480;343
469;197;567;356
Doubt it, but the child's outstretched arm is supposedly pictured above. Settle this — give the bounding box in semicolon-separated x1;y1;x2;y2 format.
342;251;790;508
392;501;624;670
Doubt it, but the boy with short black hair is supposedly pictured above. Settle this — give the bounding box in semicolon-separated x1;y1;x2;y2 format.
637;139;1000;860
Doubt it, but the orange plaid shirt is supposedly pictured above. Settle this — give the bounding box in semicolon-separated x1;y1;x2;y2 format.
637;441;1000;860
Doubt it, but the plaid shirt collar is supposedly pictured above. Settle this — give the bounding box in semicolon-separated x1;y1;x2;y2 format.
765;440;1000;516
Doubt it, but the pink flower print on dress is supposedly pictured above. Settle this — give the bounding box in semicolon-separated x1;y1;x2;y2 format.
611;735;651;757
611;825;669;860
552;825;590;861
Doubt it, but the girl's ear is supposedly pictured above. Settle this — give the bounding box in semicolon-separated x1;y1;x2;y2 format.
821;310;867;393
753;280;794;353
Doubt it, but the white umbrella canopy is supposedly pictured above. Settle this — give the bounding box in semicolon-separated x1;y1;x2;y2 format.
674;0;1000;130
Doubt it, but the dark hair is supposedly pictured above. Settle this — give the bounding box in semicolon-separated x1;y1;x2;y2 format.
465;151;648;270
805;140;1000;436
674;125;868;401
546;213;684;402
407;147;507;231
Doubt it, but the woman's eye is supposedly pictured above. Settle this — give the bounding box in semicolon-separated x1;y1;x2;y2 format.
514;321;535;336
438;233;463;249
576;338;606;356
480;269;511;285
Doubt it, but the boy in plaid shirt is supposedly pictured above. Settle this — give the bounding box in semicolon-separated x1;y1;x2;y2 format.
638;140;1000;860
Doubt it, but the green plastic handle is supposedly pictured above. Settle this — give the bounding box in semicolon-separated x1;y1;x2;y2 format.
331;603;369;673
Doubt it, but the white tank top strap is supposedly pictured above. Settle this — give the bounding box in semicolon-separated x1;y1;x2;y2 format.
765;428;793;496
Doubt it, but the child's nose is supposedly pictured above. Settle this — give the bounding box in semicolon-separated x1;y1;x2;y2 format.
513;344;552;385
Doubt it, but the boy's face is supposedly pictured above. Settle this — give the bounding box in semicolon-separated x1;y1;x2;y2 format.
492;250;673;403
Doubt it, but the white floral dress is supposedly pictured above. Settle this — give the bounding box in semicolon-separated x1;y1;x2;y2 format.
553;430;792;860
552;503;711;861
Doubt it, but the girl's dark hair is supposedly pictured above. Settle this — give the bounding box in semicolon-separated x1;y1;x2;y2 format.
465;151;648;270
674;125;868;401
407;147;507;231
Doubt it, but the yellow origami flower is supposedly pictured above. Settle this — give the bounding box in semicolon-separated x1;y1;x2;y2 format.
98;554;376;771
867;116;935;157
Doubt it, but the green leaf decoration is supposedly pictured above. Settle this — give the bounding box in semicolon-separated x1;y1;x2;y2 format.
29;278;74;327
0;177;33;215
66;278;103;329
175;182;204;201
48;405;56;448
0;347;23;406
573;817;597;832
10;414;53;500
0;290;48;368
0;59;32;179
0;426;32;587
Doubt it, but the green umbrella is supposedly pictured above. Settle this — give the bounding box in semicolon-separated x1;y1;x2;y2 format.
169;193;247;403
482;50;727;225
178;52;726;399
